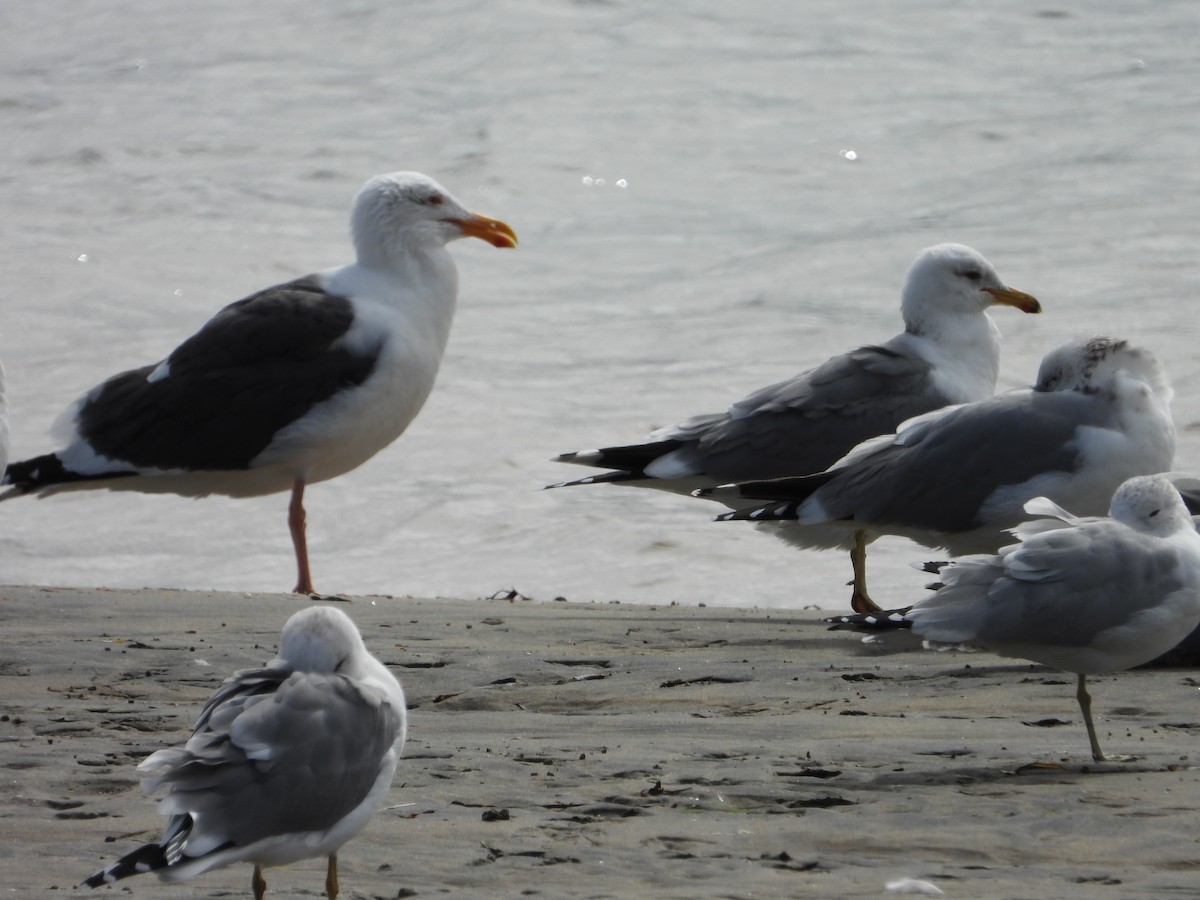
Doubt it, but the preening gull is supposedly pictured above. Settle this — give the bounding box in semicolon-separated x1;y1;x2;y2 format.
1;172;517;594
549;243;1039;495
829;471;1200;665
706;337;1176;613
81;605;406;898
905;475;1200;761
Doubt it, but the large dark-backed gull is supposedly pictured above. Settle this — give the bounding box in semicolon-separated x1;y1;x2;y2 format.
81;605;407;898
2;171;517;594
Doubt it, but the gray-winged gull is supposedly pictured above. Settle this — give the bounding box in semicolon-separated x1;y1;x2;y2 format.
706;337;1176;613
906;474;1200;761
81;605;406;898
549;243;1039;496
1;172;517;595
828;471;1200;665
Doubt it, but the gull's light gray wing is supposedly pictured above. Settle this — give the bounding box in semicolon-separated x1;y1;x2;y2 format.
911;522;1190;649
804;389;1109;533
661;344;946;482
142;666;403;855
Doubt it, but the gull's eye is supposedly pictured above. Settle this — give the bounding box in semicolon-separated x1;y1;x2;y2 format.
1149;509;1160;517
962;268;982;282
426;194;444;206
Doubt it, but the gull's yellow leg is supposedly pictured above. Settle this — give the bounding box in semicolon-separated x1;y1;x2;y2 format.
849;530;880;614
325;854;339;899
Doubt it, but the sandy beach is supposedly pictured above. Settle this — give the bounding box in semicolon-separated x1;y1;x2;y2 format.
2;585;1198;898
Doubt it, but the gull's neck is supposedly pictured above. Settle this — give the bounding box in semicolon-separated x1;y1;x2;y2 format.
312;232;461;388
334;232;460;345
896;309;1002;405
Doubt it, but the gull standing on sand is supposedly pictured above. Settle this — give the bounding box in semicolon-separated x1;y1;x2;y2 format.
905;474;1200;762
1;172;517;594
550;244;1039;497
81;605;407;899
706;338;1176;612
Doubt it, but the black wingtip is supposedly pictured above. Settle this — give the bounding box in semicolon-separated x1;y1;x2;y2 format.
824;607;915;632
712;501;801;522
717;472;834;503
3;454;64;492
4;453;136;493
830;607;912;633
553;440;683;478
80;841;170;890
544;470;639;490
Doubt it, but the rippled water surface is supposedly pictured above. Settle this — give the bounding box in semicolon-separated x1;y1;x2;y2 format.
2;0;1199;607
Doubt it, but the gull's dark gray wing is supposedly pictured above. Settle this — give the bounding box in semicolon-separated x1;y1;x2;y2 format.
670;345;945;482
73;276;380;473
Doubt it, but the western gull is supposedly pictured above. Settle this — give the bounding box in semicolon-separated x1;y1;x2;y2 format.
705;337;1177;613
904;475;1200;762
549;243;1039;495
1;171;517;594
80;605;407;898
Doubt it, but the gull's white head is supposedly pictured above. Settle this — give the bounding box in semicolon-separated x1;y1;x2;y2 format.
901;243;1040;334
277;605;366;673
1108;474;1194;536
1035;336;1170;399
350;171;517;266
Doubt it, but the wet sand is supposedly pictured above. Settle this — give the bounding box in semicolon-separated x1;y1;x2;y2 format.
2;584;1199;898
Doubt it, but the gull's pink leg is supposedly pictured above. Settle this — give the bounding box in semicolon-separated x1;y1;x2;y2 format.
288;477;315;595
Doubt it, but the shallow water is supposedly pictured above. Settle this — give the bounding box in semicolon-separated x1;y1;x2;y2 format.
2;0;1199;607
